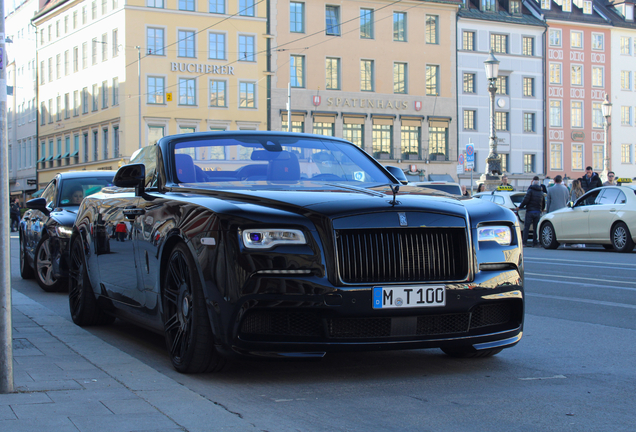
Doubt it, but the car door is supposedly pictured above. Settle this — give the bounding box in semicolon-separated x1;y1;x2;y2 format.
588;188;623;241
26;179;57;260
559;189;602;241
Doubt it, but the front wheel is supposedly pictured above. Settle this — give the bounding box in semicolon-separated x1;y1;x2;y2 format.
441;347;503;358
35;237;64;292
540;222;560;250
611;222;635;253
162;243;226;373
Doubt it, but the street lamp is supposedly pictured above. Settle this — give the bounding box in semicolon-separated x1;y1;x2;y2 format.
601;94;612;181
484;51;501;177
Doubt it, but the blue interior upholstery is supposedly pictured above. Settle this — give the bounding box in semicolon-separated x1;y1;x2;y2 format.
175;153;196;183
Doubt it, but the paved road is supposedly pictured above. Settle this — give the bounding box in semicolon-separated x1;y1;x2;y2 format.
10;236;636;432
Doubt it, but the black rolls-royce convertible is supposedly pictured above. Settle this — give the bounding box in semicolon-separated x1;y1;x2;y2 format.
69;131;524;373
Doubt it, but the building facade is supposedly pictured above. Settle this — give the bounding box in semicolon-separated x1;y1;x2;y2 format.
270;0;461;181
33;0;268;186
457;0;546;190
6;0;39;202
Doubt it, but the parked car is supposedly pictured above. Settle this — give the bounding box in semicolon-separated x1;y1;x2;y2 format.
539;184;636;252
409;181;463;196
69;131;524;373
19;171;115;291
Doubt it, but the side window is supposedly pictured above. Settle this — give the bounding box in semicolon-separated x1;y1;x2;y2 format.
41;180;58;208
577;189;601;206
596;188;620;205
616;190;627;204
130;145;158;188
493;195;505;205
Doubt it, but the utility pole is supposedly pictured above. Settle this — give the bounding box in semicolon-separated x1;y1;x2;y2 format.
286;82;291;132
136;46;141;148
0;0;15;394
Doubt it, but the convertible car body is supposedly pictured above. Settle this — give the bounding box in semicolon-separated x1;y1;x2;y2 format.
70;131;525;373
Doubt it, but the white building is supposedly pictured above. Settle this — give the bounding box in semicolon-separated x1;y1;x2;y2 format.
457;0;546;190
6;0;39;202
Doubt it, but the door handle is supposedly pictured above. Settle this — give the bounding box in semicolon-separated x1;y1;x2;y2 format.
610;208;616;212
583;209;589;212
123;208;145;218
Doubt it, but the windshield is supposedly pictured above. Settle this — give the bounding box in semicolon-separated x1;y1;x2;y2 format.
59;177;114;207
172;135;391;187
510;194;525;206
416;184;461;195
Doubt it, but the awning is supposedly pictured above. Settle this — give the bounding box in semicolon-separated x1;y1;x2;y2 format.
45;155;53;161
54;154;61;160
428;174;455;182
70;150;79;157
62;152;70;158
36;156;45;162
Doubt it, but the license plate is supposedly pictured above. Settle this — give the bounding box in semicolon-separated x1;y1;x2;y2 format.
373;286;445;309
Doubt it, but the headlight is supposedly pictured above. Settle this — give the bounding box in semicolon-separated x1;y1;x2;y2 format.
55;226;73;238
477;226;511;246
242;229;306;249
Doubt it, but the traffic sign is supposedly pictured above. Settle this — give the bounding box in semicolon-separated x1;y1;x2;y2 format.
466;144;474;169
457;153;465;174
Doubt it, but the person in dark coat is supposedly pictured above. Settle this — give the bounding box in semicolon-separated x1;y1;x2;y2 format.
518;176;545;248
579;166;603;192
10;198;21;232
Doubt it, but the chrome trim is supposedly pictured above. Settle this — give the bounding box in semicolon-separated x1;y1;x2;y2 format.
473;333;522;350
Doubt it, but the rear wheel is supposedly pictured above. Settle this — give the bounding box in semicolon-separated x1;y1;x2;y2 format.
68;237;115;326
442;347;503;358
162;243;226;373
34;237;64;292
19;235;34;279
611;222;635;253
540;222;559;250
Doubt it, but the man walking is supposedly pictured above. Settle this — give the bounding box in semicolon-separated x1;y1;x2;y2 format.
603;171;617;186
518;176;545;248
546;175;569;212
580;166;603;192
10;199;21;232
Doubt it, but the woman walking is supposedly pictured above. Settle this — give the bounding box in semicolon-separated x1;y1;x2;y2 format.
570;179;585;203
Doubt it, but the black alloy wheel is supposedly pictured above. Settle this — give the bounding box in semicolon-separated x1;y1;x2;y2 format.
162;243;226;373
20;235;34;279
34;237;63;292
68;237;115;326
540;222;560;250
611;222;635;253
441;347;503;358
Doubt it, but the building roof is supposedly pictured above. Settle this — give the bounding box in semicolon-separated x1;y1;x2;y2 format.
595;0;636;29
458;1;546;27
525;0;610;25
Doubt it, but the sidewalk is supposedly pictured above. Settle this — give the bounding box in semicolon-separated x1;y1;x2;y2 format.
1;290;254;432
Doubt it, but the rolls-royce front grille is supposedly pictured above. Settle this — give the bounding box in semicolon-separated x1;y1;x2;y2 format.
335;228;469;284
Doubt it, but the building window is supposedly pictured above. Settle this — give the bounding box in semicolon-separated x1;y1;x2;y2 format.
178;30;196;58
92;38;97;65
93;130;98;161
393;12;406;42
524;154;535;173
429;126;448;160
239;0;254;16
571;65;582;86
48;57;52;81
290;55;305;88
621;71;631;90
426;15;438;44
495;112;508;131
463;110;475;130
524;113;535;132
148;0;164;8
113;126;119;157
522;37;534;56
101;33;107;61
92;1;97;19
83;133;88;162
282;120;304;133
147;28;165;55
549;29;561;47
179;0;195;11
148;77;165;104
592;102;603;128
326;5;340;36
550;143;563;170
622;144;633;163
56;54;61;79
562;0;572;12
482;0;496;11
82;87;88;114
592;33;604;50
148;126;164;145
239;82;256;108
102;81;108;108
490;34;508;53
550;100;562;127
571;101;582;128
496;76;508;95
73;90;79;116
208;33;225;59
342;123;363;148
426;65;439;96
510;0;521;13
549;63;561;85
113;78;119;105
523;77;534;97
113;29;119;57
572;144;583;170
360;8;373;39
394;62;407;94
73;47;79;72
621;106;632;125
64;51;69;76
326;57;340;90
593;144;603;170
290;2;305;33
179;78;196;105
401;126;420;156
372;124;393;158
238;35;255;61
592;66;603;87
313;122;334;136
571;31;582;48
463;73;475;93
103;128;109;160
621;36;631;55
209;80;226;106
56;96;61;121
361;60;374;92
463;31;474;51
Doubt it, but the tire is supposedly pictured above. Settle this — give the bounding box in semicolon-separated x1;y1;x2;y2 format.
34;236;64;292
442;347;503;358
68;237;115;326
540;222;559;250
162;243;226;373
611;222;635;253
19;235;34;279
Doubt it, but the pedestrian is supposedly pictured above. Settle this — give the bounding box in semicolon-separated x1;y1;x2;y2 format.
602;171;617;186
476;183;486;193
115;221;127;241
461;185;470;197
546;175;569;213
10;198;21;232
579;166;603;192
500;175;514;190
517;176;545;248
570;178;585;203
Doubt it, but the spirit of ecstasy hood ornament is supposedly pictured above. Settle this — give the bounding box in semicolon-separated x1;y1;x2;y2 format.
389;184;400;206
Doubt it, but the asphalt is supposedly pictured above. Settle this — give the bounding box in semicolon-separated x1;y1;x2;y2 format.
2;277;254;431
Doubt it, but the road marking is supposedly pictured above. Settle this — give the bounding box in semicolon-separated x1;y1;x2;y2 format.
525;257;636;268
526;277;636;292
519;375;567;381
526;272;636;286
526;293;636;309
524;261;636;271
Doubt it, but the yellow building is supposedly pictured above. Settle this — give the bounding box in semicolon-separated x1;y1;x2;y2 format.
271;0;460;180
34;0;268;186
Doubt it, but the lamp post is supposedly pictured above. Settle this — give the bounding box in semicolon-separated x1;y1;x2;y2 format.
601;94;612;181
484;51;501;177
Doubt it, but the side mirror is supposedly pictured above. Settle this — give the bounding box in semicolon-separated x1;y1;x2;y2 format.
384;165;409;185
114;163;146;189
567;201;574;208
26;197;50;216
